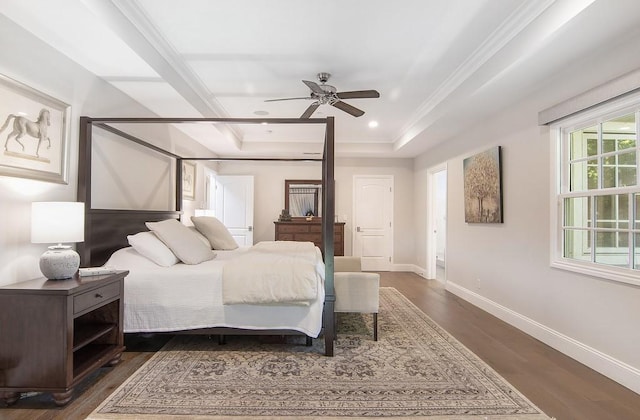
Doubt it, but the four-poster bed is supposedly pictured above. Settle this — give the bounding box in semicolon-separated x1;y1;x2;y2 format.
76;116;336;356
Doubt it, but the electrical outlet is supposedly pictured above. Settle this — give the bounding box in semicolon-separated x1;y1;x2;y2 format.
476;278;481;289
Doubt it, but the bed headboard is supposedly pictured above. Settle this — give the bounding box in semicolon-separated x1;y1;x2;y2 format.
79;209;180;267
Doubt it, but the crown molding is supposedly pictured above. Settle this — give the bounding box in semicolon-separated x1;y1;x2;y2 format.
394;0;556;151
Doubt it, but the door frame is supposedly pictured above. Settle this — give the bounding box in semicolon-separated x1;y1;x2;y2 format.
427;163;447;281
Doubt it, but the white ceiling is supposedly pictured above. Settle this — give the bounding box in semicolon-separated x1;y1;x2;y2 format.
3;0;639;158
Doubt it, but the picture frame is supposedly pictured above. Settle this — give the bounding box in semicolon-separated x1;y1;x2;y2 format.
0;74;71;184
463;146;503;223
182;161;196;200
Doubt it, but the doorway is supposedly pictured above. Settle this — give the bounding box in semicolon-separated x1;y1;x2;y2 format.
427;165;447;282
353;175;394;271
209;175;255;246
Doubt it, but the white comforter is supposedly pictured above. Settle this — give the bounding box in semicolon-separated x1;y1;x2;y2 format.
222;241;320;305
105;243;325;337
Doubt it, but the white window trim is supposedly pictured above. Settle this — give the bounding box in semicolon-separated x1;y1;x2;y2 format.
550;91;640;287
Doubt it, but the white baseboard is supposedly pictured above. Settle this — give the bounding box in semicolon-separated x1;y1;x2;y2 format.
391;263;424;275
446;281;640;395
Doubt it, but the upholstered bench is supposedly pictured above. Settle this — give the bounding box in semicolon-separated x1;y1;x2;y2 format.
334;256;380;341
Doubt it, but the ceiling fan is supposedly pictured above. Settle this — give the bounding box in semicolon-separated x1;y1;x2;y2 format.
265;72;380;118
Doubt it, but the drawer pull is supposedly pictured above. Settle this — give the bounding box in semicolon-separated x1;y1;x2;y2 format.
95;293;103;298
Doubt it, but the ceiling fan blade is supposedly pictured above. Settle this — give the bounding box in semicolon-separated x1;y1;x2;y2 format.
332;100;365;117
303;80;325;95
336;90;380;99
264;96;312;102
300;103;320;119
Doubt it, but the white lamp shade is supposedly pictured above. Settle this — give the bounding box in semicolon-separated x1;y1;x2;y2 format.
31;202;85;244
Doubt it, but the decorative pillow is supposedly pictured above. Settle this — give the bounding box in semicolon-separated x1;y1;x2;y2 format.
145;219;215;264
188;226;212;248
127;231;179;267
191;216;239;250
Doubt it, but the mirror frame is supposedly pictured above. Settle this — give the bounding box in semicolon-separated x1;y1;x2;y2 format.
284;179;322;219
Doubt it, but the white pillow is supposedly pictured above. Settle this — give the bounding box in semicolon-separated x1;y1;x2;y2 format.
188;226;212;248
146;219;215;264
191;216;239;250
127;231;179;267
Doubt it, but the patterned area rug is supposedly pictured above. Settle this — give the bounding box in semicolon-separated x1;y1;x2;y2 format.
89;288;549;419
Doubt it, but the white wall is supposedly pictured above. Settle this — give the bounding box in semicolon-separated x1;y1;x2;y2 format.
0;16;211;286
335;158;414;263
0;16;138;286
217;157;414;264
216;160;323;243
413;34;640;392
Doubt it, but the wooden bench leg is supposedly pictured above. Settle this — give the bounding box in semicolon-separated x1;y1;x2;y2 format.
373;313;378;341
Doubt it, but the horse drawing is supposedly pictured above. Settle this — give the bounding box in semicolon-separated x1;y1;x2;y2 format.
0;108;51;158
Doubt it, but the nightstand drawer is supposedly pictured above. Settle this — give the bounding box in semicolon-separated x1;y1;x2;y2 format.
74;282;120;314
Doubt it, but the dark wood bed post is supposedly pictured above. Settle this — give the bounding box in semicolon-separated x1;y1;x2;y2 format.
176;159;183;213
77;117;92;266
322;116;336;356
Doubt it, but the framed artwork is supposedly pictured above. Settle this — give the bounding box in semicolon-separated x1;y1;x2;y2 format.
463;146;503;223
0;74;71;184
182;161;196;200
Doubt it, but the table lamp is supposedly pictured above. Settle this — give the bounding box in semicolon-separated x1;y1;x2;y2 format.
31;202;84;280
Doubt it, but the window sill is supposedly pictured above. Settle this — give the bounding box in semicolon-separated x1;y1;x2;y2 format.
551;259;640;287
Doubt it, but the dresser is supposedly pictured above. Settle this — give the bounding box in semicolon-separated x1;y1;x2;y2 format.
274;221;345;256
0;271;128;406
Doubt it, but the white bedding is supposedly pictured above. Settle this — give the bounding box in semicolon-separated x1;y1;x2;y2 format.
105;244;325;337
222;241;320;305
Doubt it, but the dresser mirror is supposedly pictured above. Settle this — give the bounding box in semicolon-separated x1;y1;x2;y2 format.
284;179;323;218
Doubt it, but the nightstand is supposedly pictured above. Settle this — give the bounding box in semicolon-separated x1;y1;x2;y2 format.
0;270;128;406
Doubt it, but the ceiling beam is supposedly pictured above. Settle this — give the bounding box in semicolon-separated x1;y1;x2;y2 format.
82;0;243;150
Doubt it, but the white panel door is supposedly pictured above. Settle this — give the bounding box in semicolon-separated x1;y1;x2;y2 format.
214;175;254;246
353;176;393;271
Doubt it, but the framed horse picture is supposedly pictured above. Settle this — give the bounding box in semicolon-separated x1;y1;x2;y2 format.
0;74;70;184
182;161;196;200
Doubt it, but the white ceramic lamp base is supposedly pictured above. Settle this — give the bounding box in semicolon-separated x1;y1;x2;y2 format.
39;245;80;280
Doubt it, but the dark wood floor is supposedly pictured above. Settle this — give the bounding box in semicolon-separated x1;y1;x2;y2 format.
2;272;640;419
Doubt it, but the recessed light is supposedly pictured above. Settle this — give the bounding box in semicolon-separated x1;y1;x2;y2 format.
368;120;379;128
261;122;268;125
254;110;269;116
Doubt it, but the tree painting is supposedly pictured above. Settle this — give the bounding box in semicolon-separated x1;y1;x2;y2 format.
464;146;503;223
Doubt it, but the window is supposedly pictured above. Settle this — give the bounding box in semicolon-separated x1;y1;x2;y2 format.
552;94;640;285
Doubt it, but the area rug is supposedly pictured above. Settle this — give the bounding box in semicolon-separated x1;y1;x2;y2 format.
88;287;549;419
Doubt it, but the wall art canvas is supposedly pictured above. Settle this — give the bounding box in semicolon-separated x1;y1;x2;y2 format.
463;146;503;223
0;74;70;184
182;161;196;200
